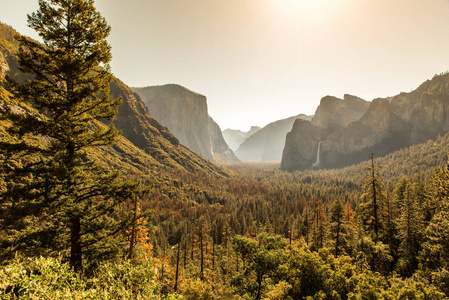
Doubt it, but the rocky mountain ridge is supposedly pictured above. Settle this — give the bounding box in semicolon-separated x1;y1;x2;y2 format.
281;73;449;171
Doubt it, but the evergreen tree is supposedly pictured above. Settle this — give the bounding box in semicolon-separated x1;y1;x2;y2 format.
310;200;327;250
394;178;422;276
360;153;386;241
0;0;143;271
343;201;357;255
328;199;345;256
420;161;449;294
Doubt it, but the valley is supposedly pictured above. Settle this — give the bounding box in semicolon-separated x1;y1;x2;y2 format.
2;3;449;298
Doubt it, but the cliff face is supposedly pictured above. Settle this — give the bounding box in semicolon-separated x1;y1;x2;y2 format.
281;73;449;171
132;85;239;163
111;79;227;175
235;114;312;162
208;117;240;164
319;98;408;168
281;119;330;171
222;126;261;151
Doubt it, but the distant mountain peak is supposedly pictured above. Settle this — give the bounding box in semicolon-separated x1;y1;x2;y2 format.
311;94;370;130
222;126;262;151
235;114;312;162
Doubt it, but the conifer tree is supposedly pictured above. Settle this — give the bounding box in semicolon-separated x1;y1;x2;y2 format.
0;0;142;271
328;199;345;256
395;179;422;276
310;200;327;250
420;162;449;293
343;201;357;255
360;153;386;241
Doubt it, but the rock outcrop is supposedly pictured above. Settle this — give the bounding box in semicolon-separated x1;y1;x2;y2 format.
281;73;449;171
311;94;370;130
0;52;10;76
222;126;261;151
132;84;239;163
235;114;312;162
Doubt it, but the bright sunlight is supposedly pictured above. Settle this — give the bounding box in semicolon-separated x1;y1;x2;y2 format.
283;0;332;11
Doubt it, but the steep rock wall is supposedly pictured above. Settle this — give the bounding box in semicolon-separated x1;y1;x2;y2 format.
133;84;239;163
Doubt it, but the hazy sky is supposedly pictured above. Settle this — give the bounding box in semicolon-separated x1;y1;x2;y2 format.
3;0;449;131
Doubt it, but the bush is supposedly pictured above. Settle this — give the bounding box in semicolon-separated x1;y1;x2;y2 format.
0;255;180;299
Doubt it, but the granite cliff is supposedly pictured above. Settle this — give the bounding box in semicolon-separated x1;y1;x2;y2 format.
311;94;370;130
280;119;330;170
281;73;449;171
133;85;239;164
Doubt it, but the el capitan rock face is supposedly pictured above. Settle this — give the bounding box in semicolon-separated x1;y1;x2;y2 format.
132;84;239;163
281;73;449;171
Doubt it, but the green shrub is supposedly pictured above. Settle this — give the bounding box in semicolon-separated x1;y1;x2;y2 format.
0;255;181;299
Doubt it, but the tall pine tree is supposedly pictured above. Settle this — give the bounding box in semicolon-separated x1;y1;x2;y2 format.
360;153;386;241
394;177;422;276
0;0;142;271
328;199;345;256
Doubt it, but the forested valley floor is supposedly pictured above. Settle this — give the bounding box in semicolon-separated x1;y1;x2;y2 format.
2;132;449;299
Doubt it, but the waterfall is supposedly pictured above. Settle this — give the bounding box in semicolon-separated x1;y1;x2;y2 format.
313;141;321;168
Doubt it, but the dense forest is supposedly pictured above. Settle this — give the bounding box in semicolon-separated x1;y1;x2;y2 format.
2;0;449;299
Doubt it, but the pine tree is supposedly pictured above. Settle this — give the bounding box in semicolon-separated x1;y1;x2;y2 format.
420;161;449;293
360;153;386;241
395;179;422;276
328;199;345;256
310;200;327;250
0;0;142;271
343;201;357;255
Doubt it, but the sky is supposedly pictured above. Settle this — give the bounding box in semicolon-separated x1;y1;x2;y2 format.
2;0;449;131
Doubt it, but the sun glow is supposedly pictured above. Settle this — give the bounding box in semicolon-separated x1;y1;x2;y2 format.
283;0;332;12
266;0;343;22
